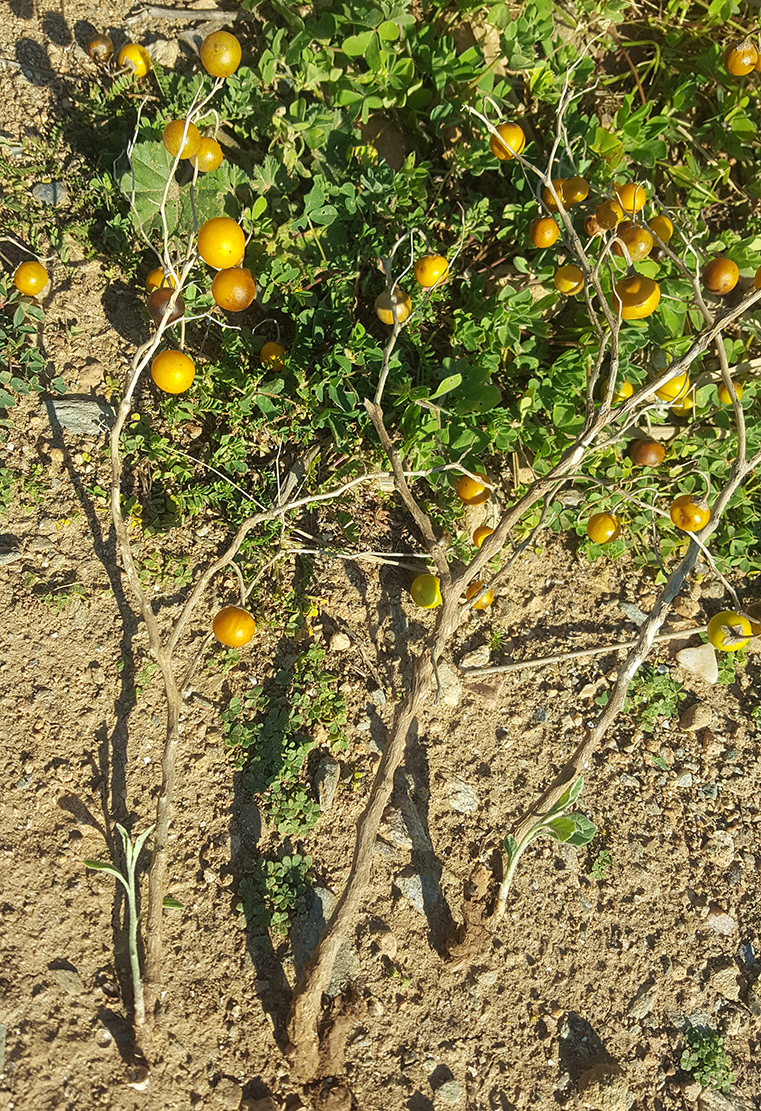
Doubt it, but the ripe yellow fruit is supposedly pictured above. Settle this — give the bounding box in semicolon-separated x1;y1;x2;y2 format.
724;40;758;76
145;268;176;293
200;31;242;78
472;525;494;548
465;581;494;609
612;223;654;262
489;122;526;160
554;264;584;295
542;178;566;211
611;274;660;320
586;511;620;544
707;610;751;651
118;43;151;76
410;573;442;609
375;288;412;325
614;182;647;214
595;199;624;231
654;371;689;402
163;120;201;160
150;349;196;394
13;260;49;296
529;217;560;248
703;258;739;296
213;606;256;647
456;473;490;505
260;341;287;371
211;267;256;312
192;137;224;173
414;255;449;288
717;381;744;404
601;377;633;404
649;214;674;243
197;217;245;269
670;395;694;417
563;177;589;205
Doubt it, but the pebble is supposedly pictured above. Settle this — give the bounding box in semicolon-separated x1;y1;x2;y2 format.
619;602;649;626
214;1079;243;1109
680;702;714;732
683;1081;703;1102
446;778;479;815
709;961;740;1001
435;1079;464;1105
367;996;385;1017
705;907;736;936
380;804;430;853
576;1063;631;1111
0;544;22;567
627;981;657;1020
745;979;761;1017
329;632;351;652
50;967;84;995
674;771;693;789
703;829;734;868
44;398;115;436
395;868;438;915
676;644;719;684
437;662;462;707
459;645;490;669
32;181;69;207
315;756;340;810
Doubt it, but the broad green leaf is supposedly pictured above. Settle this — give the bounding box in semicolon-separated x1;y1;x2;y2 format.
342;31;375;56
504;834;518;862
429;373;462;399
163;896;184;909
378;20;400;41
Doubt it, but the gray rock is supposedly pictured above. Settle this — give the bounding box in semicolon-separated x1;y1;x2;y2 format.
745;978;761;1017
676;645;719;685
395;868;439;915
437;661;462;707
680;702;714;731
315;757;340;810
214;1078;243;1110
329;632;351;652
446;778;479;815
148;38;181;68
291;887;359;997
627;981;657;1020
577;1063;631;1111
675;771;694;789
0;1023;5;1073
459;645;490;669
705;907;736;936
50;967;83;995
709;961;740;1001
380;801;430;853
683;1081;703;1102
435;1079;464;1105
369;687;386;706
0;544;22;567
45;398;115;436
619;602;649;626
699;1092;757;1111
32;181;69;207
703;829;734;868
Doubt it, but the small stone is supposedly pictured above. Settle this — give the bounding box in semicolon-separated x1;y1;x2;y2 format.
745;979;761;1017
394;868;439;915
380;804;430;853
577;1063;631;1111
367;997;384;1017
215;1078;243;1109
460;645;490;669
620;602;649;626
705;907;736;936
680;703;714;732
446;778;479;815
49;447;65;464
674;771;693;789
435;1079;464;1105
370;687;386;706
0;544;22;567
315;756;340;810
241;1098;278;1111
126;1065;150;1091
32;181;69;207
703;829;734;868
683;1081;702;1102
676;644;719;685
699;1092;757;1111
329;632;351;652
437;662;462;707
709;961;740;1001
627;981;657;1020
45;398;115;437
50;967;83;995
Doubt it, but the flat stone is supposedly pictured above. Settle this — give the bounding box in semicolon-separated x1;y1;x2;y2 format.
577;1063;631;1111
291;887;359;997
709;961;740;1001
0;544;22;567
627;981;657;1020
435;1079;464;1105
674;771;693;789
703;829;734;868
395;868;438;915
329;632;351;652
32;181;69;207
459;645;490;669
50;967;83;995
705;907;736;936
676;644;719;685
619;602;649;627
446;778;479;815
680;702;714;731
45;398;115;437
699;1092;757;1111
437;662;462;707
315;756;340;810
214;1078;243;1110
380;803;430;853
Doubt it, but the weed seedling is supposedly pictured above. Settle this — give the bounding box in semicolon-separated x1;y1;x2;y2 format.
680;1023;735;1092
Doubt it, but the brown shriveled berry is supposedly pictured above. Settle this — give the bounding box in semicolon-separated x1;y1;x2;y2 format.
147;286;185;326
87;34;114;63
628;439;665;468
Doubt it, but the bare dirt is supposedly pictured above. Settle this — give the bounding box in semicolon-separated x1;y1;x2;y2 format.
1;4;760;1111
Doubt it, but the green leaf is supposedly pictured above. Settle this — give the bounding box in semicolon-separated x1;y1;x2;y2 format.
163;895;184;909
429;373;462;400
378;20;400;41
342;31;375;56
504;834;518;862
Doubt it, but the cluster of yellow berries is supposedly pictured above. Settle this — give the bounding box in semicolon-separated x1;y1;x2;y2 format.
374;254;450;326
409;473;496;611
